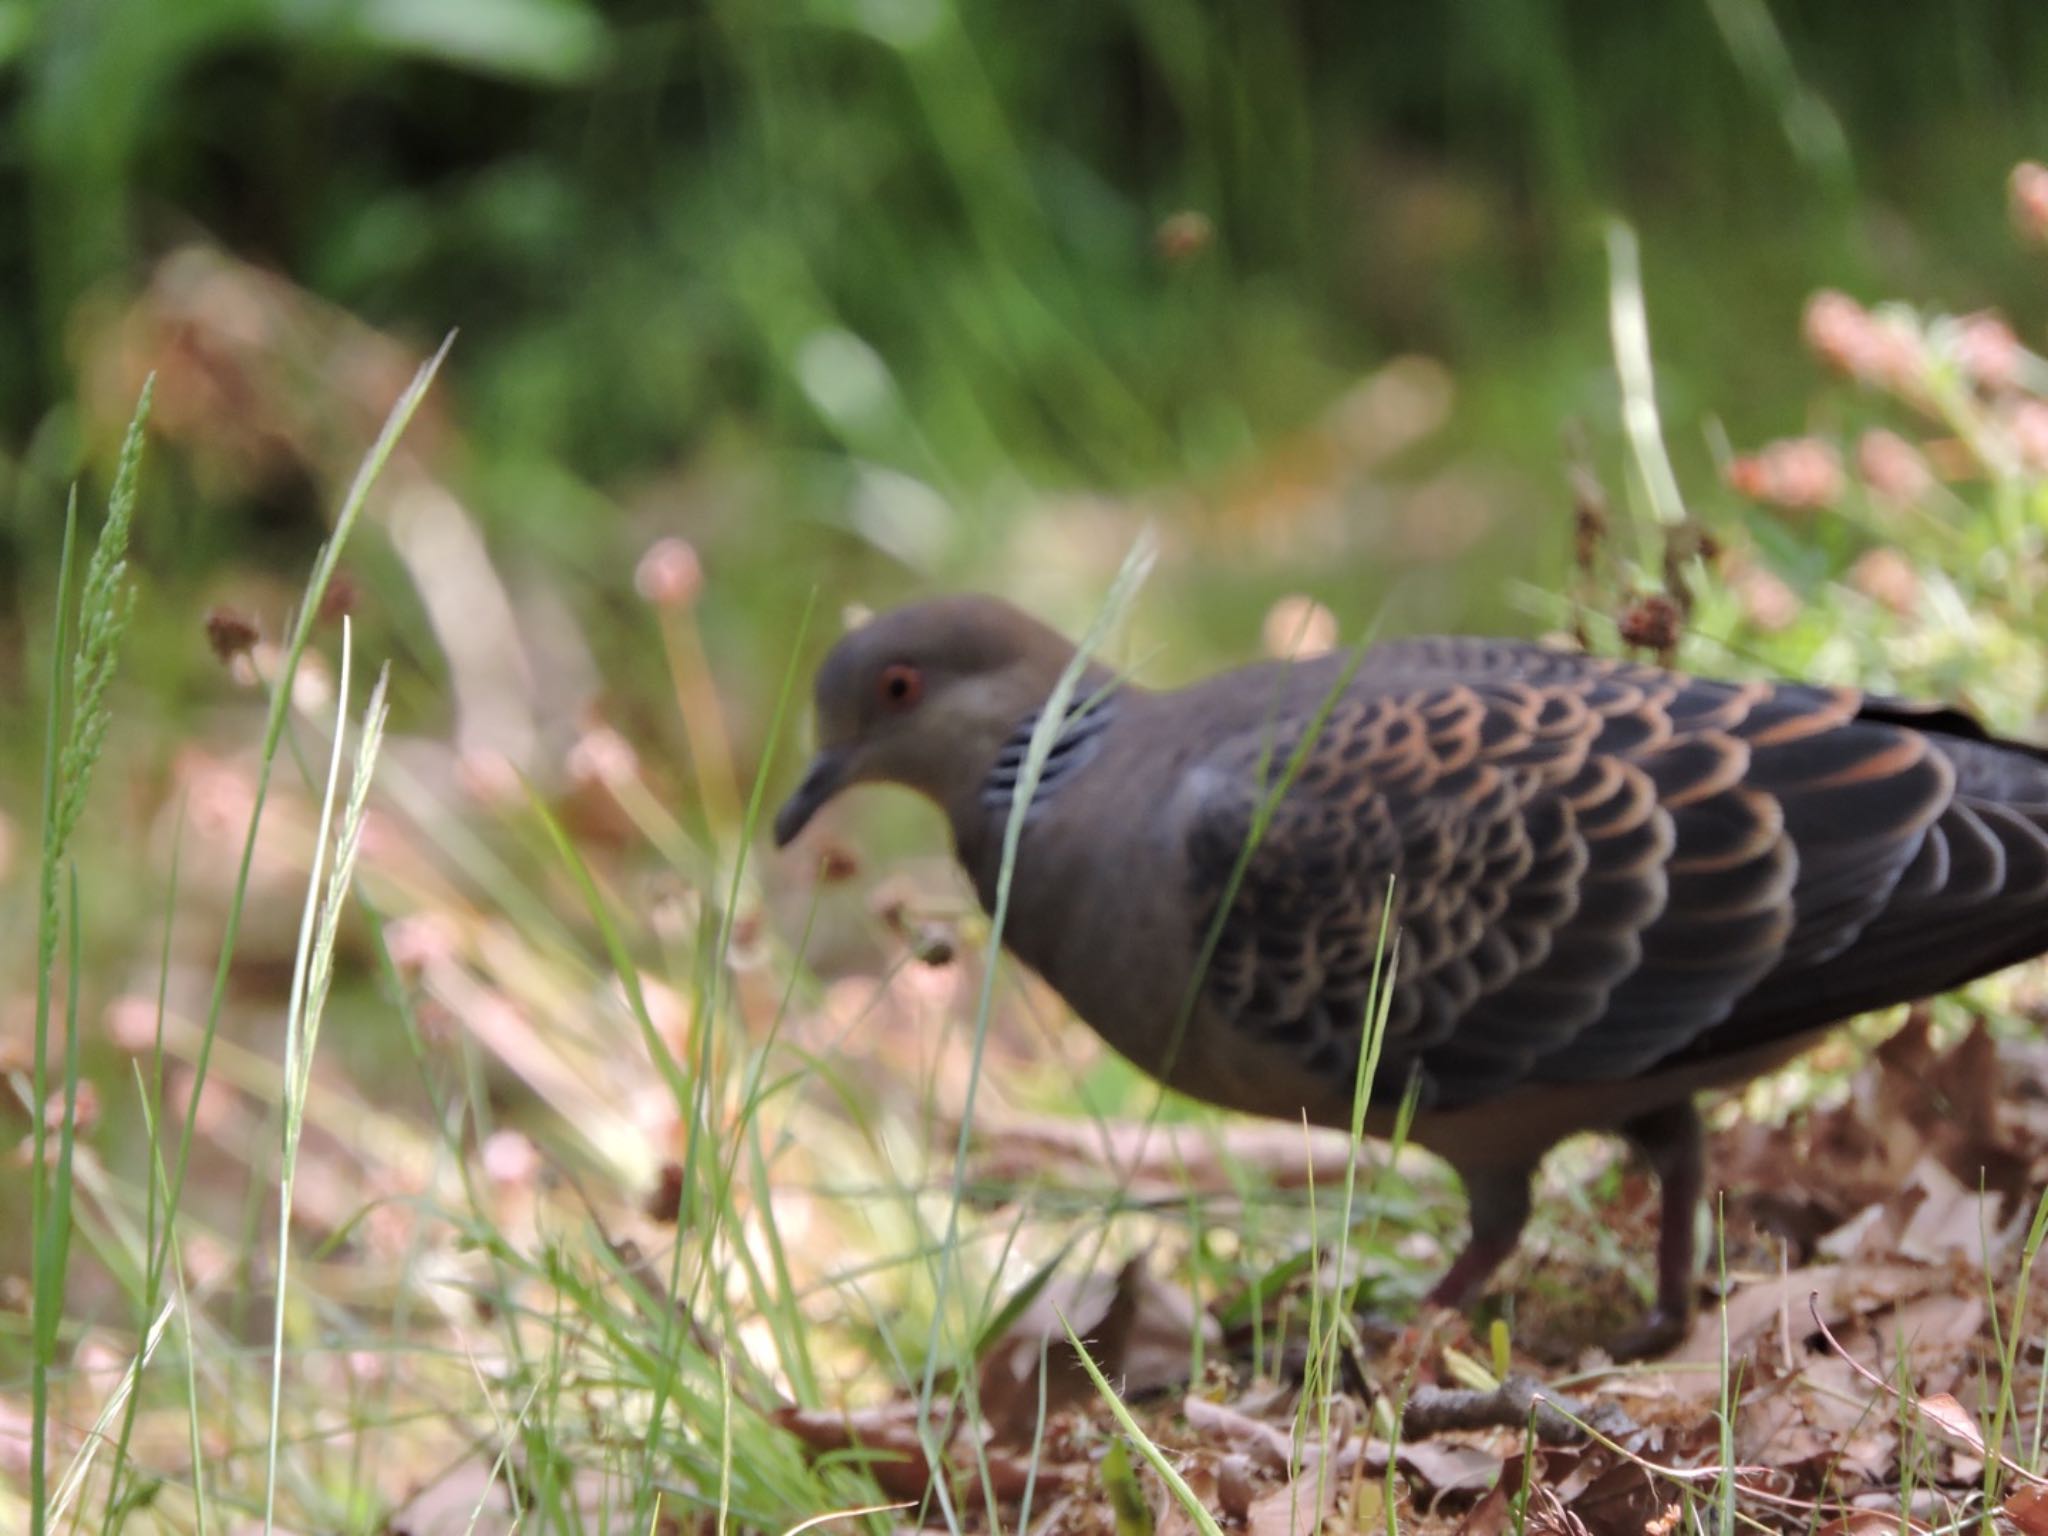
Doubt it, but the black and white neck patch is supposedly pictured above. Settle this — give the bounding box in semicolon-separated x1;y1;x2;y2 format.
980;696;1116;823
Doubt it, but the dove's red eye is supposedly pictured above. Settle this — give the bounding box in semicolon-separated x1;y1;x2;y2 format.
877;663;923;711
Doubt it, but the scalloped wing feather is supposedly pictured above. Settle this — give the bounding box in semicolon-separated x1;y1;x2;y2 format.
1186;641;2048;1110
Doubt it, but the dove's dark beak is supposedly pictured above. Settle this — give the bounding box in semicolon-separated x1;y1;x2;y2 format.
773;750;850;847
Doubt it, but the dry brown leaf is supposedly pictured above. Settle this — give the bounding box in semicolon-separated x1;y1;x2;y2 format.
1757;1009;2037;1249
964;1111;1391;1198
2005;1480;2048;1536
1215;1452;1259;1521
1877;1018;2030;1202
1836;1430;1898;1484
1735;1380;1849;1471
1452;1455;1525;1536
1564;1457;1666;1536
1911;1391;1985;1455
1152;1453;1222;1536
1398;1438;1503;1497
1542;1448;1606;1505
1114;1264;1220;1398
773;1402;1087;1507
979;1256;1215;1445
1895;1156;2003;1265
1785;1355;1889;1436
1878;1287;1985;1371
1184;1390;1492;1501
1722;1352;1903;1487
1245;1469;1340;1536
1182;1395;1295;1474
382;1463;639;1536
1816;1201;1893;1262
1801;1285;2048;1496
776;1402;928;1461
1812;1513;1913;1536
1670;1262;1934;1366
1190;1393;1506;1515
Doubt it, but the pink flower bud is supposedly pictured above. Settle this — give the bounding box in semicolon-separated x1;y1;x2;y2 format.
1726;558;1801;633
1803;290;1870;377
566;726;640;790
1155;209;1215;263
385;911;463;980
2011;400;2048;473
1802;291;1927;395
1954;312;2021;393
481;1129;541;1188
103;995;164;1055
1863;315;1928;395
635;537;703;610
1847;547;1920;617
2011;161;2048;246
1855;430;1933;506
1725;438;1844;511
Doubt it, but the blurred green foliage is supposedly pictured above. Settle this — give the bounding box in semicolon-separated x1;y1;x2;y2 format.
4;0;2048;734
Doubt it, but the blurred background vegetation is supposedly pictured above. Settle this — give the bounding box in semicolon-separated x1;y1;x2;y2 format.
7;0;2048;676
5;1;2048;1527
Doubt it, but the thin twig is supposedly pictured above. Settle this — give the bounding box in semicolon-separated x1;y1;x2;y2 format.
1806;1292;2048;1488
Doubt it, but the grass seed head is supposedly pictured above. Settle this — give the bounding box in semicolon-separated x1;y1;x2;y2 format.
204;604;260;664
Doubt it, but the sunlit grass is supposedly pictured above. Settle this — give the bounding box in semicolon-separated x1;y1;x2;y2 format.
7;488;1439;1531
262;632;389;1534
29;379;152;1536
9;150;2048;1536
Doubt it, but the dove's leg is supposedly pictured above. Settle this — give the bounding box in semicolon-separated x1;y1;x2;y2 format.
1426;1165;1533;1309
1610;1099;1705;1359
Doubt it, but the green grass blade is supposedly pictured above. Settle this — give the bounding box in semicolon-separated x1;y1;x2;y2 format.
32;377;152;1536
152;334;451;1366
1058;1306;1225;1536
262;623;358;1535
261;631;393;1535
26;488;76;1536
98;799;186;1527
1606;220;1687;550
47;1298;177;1526
911;529;1158;1529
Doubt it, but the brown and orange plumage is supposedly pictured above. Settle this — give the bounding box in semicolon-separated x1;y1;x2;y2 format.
774;597;2048;1354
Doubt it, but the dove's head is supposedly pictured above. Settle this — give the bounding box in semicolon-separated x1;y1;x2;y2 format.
772;596;1083;846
